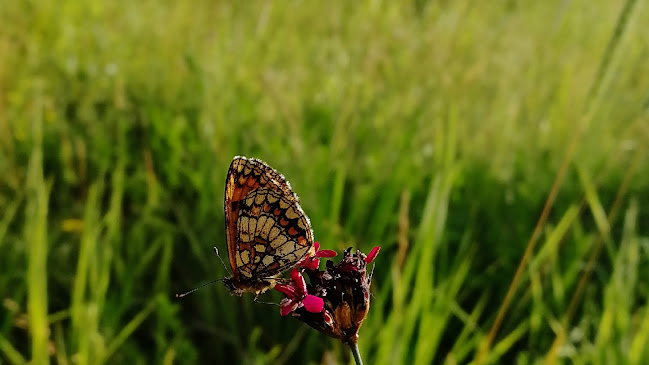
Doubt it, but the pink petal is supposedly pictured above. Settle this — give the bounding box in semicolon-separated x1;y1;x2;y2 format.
274;284;297;298
314;241;321;251
290;268;308;295
302;258;320;270
366;246;381;263
302;294;324;313
280;299;298;316
290;267;301;282
315;249;337;258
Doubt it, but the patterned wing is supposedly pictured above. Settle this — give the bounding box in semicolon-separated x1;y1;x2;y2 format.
233;188;314;280
224;156;314;288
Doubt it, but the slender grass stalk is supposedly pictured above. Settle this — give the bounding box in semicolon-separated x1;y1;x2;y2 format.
0;334;26;364
350;343;363;365
26;80;50;365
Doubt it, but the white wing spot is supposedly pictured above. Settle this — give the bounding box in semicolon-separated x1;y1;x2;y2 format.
269;227;281;241
285;206;299;219
270;234;288;249
255;216;268;236
261;216;276;237
255;193;265;205
240;250;250;265
248;217;258;238
238;216;252;242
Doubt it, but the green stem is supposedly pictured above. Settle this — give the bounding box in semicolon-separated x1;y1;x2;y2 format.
350;342;363;365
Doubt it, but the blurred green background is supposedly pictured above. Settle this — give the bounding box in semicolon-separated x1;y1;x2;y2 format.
2;0;649;364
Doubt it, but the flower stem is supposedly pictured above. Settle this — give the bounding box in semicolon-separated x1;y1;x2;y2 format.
350;342;363;365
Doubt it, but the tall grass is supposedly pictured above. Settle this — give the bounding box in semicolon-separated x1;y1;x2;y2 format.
1;0;648;364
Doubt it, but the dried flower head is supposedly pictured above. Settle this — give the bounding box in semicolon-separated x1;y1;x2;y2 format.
281;246;380;345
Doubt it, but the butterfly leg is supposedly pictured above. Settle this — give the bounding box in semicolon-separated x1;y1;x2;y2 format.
253;294;279;307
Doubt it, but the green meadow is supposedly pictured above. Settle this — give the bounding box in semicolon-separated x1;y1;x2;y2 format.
2;0;649;364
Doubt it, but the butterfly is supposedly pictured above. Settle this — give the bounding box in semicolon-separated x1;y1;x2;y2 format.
222;156;315;296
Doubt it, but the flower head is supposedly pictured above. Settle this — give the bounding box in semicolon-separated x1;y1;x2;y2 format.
288;246;380;345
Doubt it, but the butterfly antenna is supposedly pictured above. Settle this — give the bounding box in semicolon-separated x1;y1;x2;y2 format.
175;279;224;298
214;246;232;275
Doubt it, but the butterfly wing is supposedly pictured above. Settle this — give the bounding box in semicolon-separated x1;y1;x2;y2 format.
224;156;314;292
234;188;313;280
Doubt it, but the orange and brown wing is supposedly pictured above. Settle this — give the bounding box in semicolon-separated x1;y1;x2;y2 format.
232;188;313;280
224;156;312;284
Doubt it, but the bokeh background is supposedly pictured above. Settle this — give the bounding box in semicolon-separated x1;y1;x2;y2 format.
2;1;649;364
